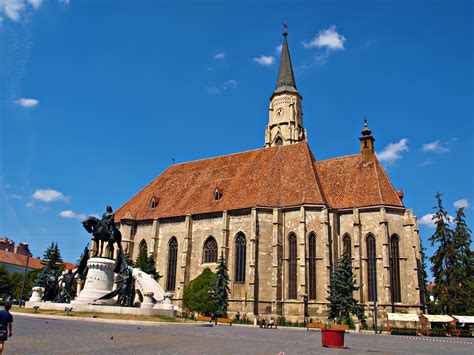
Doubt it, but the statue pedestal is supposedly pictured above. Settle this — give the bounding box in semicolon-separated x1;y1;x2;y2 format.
29;287;44;302
72;257;115;305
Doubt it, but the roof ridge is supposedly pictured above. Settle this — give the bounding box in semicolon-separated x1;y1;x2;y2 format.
374;157;404;207
316;153;360;163
303;143;328;206
372;160;384;205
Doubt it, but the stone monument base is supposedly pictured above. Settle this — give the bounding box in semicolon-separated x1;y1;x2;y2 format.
25;301;176;317
72;257;115;305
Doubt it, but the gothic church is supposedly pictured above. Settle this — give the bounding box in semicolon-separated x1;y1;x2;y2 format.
114;28;424;323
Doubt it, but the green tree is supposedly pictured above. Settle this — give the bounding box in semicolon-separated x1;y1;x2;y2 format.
183;268;216;316
451;207;473;315
429;193;456;314
214;252;230;317
327;253;366;324
0;265;12;297
9;272;23;300
135;248;162;280
34;242;64;287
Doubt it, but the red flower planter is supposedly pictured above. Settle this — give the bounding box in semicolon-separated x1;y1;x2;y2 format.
321;328;345;348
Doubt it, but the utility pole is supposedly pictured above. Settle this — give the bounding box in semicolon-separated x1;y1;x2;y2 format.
20;251;30;308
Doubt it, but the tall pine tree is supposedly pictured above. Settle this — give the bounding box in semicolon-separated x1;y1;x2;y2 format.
327;253;365;324
34;242;64;287
452;207;473;315
135;248;162;280
214;252;230;318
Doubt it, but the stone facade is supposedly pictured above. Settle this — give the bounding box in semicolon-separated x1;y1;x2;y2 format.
119;205;423;324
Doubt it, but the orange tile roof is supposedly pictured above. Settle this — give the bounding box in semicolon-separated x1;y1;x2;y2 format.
115;142;403;221
0;250;43;270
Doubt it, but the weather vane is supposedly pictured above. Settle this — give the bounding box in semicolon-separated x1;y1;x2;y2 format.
283;20;288;36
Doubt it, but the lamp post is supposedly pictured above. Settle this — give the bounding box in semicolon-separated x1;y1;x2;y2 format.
19;251;30;308
301;293;309;327
372;253;378;334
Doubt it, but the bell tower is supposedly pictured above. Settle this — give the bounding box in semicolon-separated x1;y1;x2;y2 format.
265;22;307;147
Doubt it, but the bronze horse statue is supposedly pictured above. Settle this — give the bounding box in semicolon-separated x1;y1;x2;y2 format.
82;216;122;257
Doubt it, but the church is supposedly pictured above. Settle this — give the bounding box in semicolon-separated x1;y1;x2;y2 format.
114;27;424;323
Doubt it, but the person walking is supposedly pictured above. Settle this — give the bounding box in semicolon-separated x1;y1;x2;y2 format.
0;301;13;354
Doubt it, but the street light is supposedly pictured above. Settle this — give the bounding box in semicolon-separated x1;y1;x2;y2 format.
301;293;309;327
19;249;31;308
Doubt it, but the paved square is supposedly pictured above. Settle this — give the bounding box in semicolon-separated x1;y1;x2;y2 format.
7;315;473;354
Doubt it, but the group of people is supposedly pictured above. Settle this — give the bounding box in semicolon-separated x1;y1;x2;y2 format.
259;317;276;329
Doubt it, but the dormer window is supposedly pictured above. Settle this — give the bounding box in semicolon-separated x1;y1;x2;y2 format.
150;197;158;208
214;187;222;201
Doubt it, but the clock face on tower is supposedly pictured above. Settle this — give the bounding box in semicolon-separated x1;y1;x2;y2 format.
276;107;285;117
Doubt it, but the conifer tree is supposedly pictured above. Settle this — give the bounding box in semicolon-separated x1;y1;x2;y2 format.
34;242;64;287
214;252;230;317
429;193;456;314
452;207;473;314
327;253;365;324
183;268;216;316
135;248;162;280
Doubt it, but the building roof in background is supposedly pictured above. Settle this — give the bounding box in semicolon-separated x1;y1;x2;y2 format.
0;250;76;271
115;142;404;221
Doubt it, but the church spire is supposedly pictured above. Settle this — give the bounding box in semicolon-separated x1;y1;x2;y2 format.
265;22;306;148
274;21;299;96
359;115;375;163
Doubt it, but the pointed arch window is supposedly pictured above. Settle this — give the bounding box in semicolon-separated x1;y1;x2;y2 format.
390;235;401;303
308;233;317;300
343;234;351;260
166;237;178;291
288;233;297;299
139;239;147;254
275;137;283;146
234;233;246;284
366;234;377;302
203;236;218;263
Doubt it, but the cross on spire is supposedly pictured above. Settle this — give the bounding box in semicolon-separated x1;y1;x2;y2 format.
283;20;288;37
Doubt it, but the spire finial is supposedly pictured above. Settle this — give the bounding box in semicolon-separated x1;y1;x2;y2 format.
283;20;288;37
361;114;372;136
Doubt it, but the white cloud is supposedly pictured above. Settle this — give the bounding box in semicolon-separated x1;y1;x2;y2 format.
253;55;275;66
422;140;449;153
214;52;225;60
275;44;282;54
0;0;26;21
26;202;33;208
420;160;433;167
32;188;68;203
28;0;42;9
14;98;39;107
376;138;408;164
207;79;237;95
0;0;43;22
453;199;469;209
303;26;346;50
419;213;454;228
58;0;70;5
59;210;85;220
10;194;22;199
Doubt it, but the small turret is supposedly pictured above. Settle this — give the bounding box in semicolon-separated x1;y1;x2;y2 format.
359;116;375;163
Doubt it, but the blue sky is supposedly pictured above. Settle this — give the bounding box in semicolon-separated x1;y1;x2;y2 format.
0;1;472;271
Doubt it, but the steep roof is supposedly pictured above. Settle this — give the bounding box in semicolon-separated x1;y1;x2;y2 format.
115;142;403;221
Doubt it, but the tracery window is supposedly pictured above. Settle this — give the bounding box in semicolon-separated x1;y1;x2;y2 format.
234;233;246;283
390;235;401;303
366;234;377;302
166;237;178;291
203;236;218;263
343;234;351;260
288;233;297;299
308;233;317;300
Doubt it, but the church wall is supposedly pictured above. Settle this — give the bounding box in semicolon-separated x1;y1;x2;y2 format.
188;213;223;280
155;218;187;299
132;222;153;260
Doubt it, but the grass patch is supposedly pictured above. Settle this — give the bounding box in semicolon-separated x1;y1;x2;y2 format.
12;307;187;323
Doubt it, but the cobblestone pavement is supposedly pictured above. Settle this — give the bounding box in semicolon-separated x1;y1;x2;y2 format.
6;315;473;354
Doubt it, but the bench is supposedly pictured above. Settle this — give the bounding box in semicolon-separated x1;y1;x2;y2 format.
307;323;325;331
196;316;212;322
329;324;349;331
216;317;233;326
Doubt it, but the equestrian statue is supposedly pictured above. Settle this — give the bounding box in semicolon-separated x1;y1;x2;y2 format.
82;206;122;257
